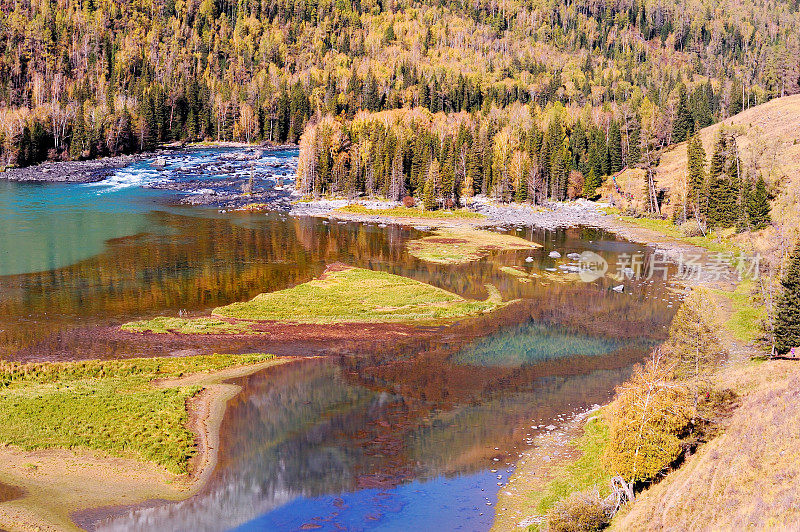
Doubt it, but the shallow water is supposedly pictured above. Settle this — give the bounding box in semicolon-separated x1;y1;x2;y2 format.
1;148;680;531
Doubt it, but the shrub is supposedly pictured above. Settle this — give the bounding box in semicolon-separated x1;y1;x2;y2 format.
546;488;612;532
402;195;415;207
679;219;704;237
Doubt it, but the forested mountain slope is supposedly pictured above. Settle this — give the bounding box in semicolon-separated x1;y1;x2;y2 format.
2;0;800;167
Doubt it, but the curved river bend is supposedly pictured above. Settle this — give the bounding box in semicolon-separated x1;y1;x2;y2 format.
0;148;679;531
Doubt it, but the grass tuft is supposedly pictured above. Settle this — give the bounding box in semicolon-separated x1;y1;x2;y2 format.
121;316;254;334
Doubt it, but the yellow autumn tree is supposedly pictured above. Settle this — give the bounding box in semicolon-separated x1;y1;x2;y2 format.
602;350;694;486
664;288;727;389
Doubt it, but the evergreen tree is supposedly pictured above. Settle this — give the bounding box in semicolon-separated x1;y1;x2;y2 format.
672;84;694;142
747;175;771;229
138;96;157;151
707;133;738;228
775;243;800;354
609;121;623;173
422;174;436;210
70;102;86;159
117;105;135;154
582;168;602;200
626;120;641;167
686;134;706;220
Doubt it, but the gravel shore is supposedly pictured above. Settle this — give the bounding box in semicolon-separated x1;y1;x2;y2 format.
0;151;180;183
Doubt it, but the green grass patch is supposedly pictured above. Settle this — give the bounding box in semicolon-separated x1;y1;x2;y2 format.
0;353;274;473
407;228;540;264
336;204;485;220
617;215;741;255
710;281;765;344
213;267;500;323
121;316;254;334
527;414;612;530
500;265;529;278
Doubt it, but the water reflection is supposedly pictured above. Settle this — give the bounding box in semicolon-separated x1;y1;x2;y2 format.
3;149;681;531
1;213;676;362
87;352;635;532
84;280;675;531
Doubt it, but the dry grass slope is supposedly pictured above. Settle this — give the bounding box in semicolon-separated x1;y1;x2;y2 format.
612;360;800;530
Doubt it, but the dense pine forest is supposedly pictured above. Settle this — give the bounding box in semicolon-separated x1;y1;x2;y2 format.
2;0;800;168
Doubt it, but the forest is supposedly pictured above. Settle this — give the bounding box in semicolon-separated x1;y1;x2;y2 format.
1;0;800;167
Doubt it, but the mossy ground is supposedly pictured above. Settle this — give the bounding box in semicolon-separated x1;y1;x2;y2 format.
407;229;540;264
336;204;485;219
121;316;254;334
710;281;766;344
213;266;501;323
0;353;274;474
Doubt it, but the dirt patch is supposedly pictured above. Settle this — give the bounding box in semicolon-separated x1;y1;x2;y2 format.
320;262;353;276
0;483;24;503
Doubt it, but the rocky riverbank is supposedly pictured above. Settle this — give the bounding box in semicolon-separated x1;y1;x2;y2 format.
0;150;181;183
289;197;720;281
0;143;297;186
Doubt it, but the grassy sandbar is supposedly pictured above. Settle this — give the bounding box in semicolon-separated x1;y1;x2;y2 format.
0;353;275;473
407;229;540;264
213;266;501;323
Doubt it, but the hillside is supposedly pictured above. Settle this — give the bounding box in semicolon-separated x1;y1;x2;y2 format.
612;357;800;530
602;94;800;224
3;0;800;169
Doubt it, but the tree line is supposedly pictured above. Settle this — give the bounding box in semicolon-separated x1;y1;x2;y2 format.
296;104;644;205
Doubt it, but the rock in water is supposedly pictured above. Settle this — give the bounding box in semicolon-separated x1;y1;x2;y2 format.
548;251;561;258
152;157;167;168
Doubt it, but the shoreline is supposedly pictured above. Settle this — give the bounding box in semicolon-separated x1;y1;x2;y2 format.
489;252;755;530
0;356;300;532
491;408;600;531
290;197;715;268
1;141;716;267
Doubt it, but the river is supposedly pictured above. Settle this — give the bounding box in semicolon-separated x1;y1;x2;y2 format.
0;148;679;531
